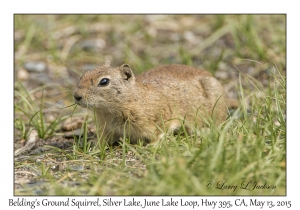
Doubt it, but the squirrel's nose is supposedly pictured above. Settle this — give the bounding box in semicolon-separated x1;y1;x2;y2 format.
74;92;82;101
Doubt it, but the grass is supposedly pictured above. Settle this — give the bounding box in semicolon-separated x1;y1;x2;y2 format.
14;81;70;139
14;14;286;195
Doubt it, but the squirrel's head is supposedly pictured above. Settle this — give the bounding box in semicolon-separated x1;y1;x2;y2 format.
74;61;136;109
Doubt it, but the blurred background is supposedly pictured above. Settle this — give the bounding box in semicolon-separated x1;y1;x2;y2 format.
14;14;286;91
14;14;286;141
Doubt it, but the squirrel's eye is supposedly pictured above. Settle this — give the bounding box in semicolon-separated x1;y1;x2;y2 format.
98;78;110;86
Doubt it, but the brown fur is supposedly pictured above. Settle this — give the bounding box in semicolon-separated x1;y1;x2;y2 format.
74;61;227;145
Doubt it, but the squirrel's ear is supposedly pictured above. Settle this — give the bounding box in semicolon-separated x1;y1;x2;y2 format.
103;60;110;67
120;64;135;84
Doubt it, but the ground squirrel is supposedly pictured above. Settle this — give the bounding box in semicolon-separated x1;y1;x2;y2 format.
74;61;227;145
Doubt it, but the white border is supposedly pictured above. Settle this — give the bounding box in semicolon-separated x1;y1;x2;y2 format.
2;0;298;208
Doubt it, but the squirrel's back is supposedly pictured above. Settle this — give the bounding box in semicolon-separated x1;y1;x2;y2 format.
136;64;212;86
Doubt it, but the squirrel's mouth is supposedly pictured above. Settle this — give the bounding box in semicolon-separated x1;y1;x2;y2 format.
73;97;91;108
74;98;107;110
73;91;91;108
74;99;88;108
73;90;109;109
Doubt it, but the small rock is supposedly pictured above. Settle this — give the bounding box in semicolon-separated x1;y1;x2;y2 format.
215;70;229;80
58;164;64;171
33;189;44;195
62;117;84;131
27;181;46;188
170;33;180;42
70;165;84;171
17;68;29;80
263;67;277;75
146;26;157;38
48;65;68;78
46;114;56;122
29;146;50;155
46;161;54;166
14;130;39;156
183;31;197;44
226;90;238;100
32;72;51;84
52;164;64;172
79;39;106;51
24;61;47;72
29;147;44;155
274;121;281;126
63;129;83;138
88;124;96;133
14;177;31;184
14;183;22;190
246;66;255;76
